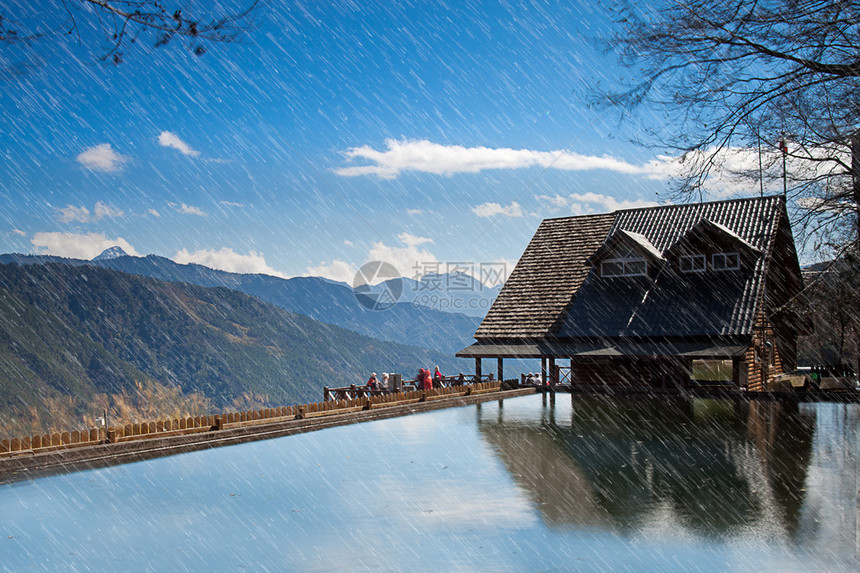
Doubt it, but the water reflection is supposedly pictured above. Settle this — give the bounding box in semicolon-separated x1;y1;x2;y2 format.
0;395;856;571
478;395;834;545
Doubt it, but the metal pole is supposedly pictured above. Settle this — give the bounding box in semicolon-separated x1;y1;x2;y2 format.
780;138;788;197
758;136;764;197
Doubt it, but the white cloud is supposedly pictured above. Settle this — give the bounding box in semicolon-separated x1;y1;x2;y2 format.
57;201;124;223
12;229;26;236
76;143;129;173
173;247;288;278
536;192;659;215
158;131;200;157
306;234;439;285
398;232;433;248
147;208;161;217
94;201;124;219
57;205;92;223
472;201;524;218
334;138;669;179
305;259;356;284
367;239;438;280
631;143;847;198
168;202;207;216
305;235;508;288
220;200;244;207
406;208;425;216
31;232;140;259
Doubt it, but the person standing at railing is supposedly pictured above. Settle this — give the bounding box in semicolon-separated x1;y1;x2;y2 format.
367;372;378;390
433;366;444;388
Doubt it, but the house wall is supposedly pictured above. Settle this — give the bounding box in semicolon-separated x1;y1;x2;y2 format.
572;357;691;388
745;306;794;391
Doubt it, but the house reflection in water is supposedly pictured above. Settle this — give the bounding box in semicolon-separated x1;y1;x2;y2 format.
476;396;815;539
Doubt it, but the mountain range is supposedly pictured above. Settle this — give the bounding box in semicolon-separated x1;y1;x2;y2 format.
0;260;471;436
0;251;488;356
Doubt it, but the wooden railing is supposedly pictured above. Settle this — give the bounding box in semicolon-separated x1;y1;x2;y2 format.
324;373;497;402
0;381;510;460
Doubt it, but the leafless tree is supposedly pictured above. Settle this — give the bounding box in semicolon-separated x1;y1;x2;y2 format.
603;0;860;256
1;1;262;64
797;255;860;372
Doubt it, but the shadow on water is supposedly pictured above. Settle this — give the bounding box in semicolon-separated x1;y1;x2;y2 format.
477;394;818;541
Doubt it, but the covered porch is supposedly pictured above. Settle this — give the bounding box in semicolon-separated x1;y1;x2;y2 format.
457;337;751;390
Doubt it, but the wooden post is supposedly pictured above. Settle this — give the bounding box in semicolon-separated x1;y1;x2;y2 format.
475;358;482;383
549;358;556;391
497;358;504;383
541;358;547;386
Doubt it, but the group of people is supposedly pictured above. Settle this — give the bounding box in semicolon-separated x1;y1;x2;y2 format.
366;372;389;391
525;372;543;385
416;366;445;390
366;366;447;392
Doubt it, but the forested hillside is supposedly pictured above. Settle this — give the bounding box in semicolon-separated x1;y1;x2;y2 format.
0;252;483;356
0;262;465;435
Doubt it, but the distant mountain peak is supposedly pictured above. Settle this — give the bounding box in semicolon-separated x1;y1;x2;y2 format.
92;246;129;261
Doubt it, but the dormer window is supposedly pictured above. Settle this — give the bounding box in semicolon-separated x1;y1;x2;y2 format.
712;252;740;271
679;254;706;273
600;247;647;277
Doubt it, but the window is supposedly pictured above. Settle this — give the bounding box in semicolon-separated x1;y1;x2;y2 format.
601;260;625;277
601;256;647;277
679;254;706;273
600;246;648;277
712;252;740;271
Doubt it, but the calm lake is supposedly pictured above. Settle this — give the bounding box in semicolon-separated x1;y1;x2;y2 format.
1;394;857;571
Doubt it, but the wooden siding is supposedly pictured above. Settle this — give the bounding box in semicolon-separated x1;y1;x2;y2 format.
746;305;790;391
572;357;691;388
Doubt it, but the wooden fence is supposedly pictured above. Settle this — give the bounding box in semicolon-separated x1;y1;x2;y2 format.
0;381;506;459
324;373;497;402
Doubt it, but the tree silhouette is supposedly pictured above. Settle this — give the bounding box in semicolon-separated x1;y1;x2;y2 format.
1;1;262;64
604;0;860;256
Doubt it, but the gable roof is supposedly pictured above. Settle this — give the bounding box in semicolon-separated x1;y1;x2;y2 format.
474;212;614;338
663;218;762;260
473;195;789;342
586;229;665;266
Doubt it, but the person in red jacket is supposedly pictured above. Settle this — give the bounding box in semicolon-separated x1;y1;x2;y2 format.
418;368;432;390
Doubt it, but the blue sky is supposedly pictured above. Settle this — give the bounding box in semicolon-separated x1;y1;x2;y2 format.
0;1;747;284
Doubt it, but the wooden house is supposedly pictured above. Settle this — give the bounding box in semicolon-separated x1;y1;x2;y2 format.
457;196;806;391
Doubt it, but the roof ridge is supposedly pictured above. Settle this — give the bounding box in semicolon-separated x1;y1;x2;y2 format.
614;194;783;216
539;195;782;222
541;212;616;222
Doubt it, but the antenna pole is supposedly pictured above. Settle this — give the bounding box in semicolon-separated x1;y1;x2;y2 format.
779;137;788;197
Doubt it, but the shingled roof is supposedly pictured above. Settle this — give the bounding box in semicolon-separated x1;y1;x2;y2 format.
474;212;614;338
472;195;788;344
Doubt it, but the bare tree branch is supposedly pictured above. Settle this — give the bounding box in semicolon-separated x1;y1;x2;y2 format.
1;1;263;64
602;0;860;257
